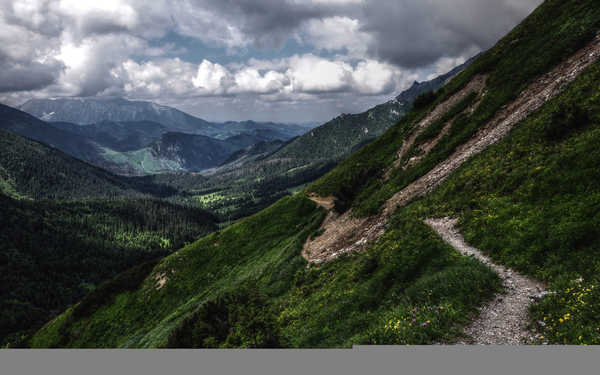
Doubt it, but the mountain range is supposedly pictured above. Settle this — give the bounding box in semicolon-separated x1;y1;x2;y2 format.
4;99;313;175
19;97;313;140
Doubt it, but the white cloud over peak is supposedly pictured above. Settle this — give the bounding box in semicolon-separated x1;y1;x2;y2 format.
0;0;544;122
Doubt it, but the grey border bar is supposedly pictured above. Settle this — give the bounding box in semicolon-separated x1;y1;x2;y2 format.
2;346;599;375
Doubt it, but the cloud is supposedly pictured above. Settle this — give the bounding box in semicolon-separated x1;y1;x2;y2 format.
110;53;406;100
361;0;543;68
0;0;544;122
0;57;63;92
301;16;372;57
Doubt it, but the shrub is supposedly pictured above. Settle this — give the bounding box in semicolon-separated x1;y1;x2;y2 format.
413;91;439;110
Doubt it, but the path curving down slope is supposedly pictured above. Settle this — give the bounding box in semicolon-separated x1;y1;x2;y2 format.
425;217;546;345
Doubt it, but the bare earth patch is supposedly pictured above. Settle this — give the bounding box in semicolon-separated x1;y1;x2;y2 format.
154;272;169;290
303;34;600;265
425;217;547;345
308;194;336;210
384;74;488;178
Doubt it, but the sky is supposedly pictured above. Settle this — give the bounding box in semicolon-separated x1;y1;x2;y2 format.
0;0;543;123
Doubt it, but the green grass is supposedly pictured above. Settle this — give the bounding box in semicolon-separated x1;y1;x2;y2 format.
414;61;600;344
29;194;501;348
27;0;600;347
309;0;600;217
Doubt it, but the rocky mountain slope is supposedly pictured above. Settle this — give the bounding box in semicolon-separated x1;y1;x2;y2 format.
268;57;474;164
29;0;600;348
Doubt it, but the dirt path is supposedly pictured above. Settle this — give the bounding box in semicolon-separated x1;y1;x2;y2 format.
303;34;600;265
308;195;336;210
425;217;546;344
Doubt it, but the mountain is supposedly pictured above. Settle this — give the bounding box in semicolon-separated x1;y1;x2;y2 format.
19;97;313;141
149;132;240;172
14;98;314;176
29;0;600;348
0;103;106;164
1;102;304;176
19;97;217;135
52;120;167;152
98;132;244;175
0;129;143;200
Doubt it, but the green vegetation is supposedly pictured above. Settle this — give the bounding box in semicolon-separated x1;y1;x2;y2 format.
0;130;146;200
309;0;600;218
16;0;600;348
0;194;216;346
418;62;600;344
29;195;500;348
176;159;337;222
305;0;600;344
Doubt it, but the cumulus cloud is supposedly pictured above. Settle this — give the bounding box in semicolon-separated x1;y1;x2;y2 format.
0;0;544;121
108;53;407;101
301;16;372;58
361;0;542;68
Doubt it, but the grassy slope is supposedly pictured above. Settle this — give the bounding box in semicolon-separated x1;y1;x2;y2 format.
309;0;600;216
31;194;499;348
30;0;600;347
418;62;600;344
307;0;600;344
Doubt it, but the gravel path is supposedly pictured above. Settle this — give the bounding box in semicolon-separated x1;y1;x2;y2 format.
425;217;547;345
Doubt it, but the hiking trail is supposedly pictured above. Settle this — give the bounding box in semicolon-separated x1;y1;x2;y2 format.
425;217;547;345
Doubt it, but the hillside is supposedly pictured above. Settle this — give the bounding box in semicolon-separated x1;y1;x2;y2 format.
19;97;217;135
0;194;217;346
29;0;600;348
0;104;107;165
269;57;473;163
0;129;156;200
